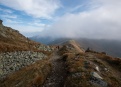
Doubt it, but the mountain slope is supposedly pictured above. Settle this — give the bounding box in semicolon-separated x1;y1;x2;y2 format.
62;40;85;53
0;20;44;52
58;41;121;87
0;20;53;87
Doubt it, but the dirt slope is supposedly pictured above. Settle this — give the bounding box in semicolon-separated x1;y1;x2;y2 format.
69;40;84;53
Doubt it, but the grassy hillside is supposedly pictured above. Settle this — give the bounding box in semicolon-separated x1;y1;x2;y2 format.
0;22;52;53
59;42;121;87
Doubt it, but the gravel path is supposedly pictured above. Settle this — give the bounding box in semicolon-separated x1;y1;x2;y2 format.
43;52;67;87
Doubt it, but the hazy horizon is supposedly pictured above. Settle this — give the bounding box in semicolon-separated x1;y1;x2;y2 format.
0;0;121;40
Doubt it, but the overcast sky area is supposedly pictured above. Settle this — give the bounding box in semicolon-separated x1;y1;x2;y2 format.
0;0;121;40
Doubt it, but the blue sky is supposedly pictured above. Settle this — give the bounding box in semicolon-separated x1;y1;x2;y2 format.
0;0;90;36
0;0;121;40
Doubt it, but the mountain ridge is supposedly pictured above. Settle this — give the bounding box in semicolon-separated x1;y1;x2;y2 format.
30;36;121;57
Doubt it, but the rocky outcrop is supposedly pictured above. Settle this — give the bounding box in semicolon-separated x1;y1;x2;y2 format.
0;20;3;26
0;51;47;79
35;44;52;52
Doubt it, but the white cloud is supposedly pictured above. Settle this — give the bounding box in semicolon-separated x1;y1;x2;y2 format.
3;19;45;37
4;23;44;37
28;20;46;27
0;8;13;13
0;0;61;19
5;19;22;24
40;0;121;40
1;14;17;19
67;5;83;13
1;0;121;40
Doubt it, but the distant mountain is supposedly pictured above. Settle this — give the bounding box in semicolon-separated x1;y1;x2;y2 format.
75;38;121;58
30;36;121;57
30;36;54;44
30;36;73;45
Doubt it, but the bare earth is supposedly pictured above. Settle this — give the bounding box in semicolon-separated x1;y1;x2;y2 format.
43;52;67;87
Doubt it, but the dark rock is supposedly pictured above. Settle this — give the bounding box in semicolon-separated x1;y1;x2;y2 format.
0;20;3;25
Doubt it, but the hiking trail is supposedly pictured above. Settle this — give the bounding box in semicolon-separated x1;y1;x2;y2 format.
43;52;67;87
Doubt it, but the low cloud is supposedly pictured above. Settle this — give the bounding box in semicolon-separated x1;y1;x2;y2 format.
40;0;121;40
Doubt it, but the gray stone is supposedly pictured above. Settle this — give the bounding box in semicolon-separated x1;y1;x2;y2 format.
91;72;103;79
0;51;47;79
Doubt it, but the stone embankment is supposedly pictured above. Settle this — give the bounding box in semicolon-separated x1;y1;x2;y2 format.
0;51;47;79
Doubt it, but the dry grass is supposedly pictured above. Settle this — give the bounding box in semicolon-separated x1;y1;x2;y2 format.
0;42;28;52
60;45;121;87
95;53;121;70
0;40;52;56
0;26;48;53
60;52;92;87
0;58;52;87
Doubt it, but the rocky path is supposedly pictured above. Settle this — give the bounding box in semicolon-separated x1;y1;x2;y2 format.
43;52;67;87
